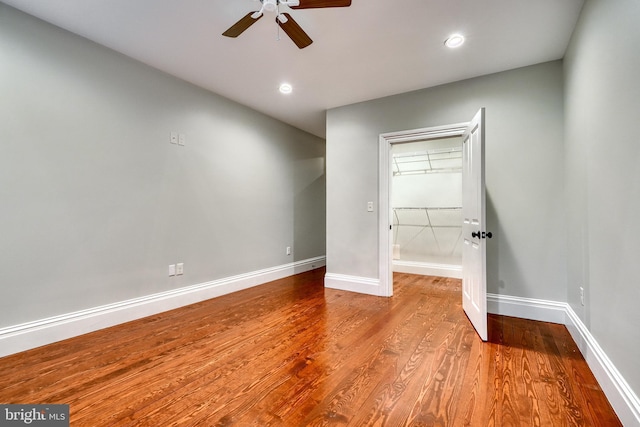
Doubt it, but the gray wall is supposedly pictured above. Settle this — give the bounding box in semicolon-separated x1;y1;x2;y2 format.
564;0;640;397
0;4;325;328
327;61;567;301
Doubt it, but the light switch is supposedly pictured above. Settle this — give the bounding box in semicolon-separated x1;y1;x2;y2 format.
169;264;176;276
178;133;185;146
170;132;178;144
367;202;374;212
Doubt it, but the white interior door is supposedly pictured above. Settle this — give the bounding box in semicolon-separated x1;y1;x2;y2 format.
462;108;488;341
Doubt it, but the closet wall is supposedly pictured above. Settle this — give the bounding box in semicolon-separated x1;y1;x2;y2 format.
391;137;463;278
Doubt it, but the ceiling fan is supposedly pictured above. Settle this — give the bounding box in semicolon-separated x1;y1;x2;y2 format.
222;0;352;49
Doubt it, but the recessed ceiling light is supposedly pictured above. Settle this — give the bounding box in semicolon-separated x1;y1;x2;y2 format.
444;34;465;48
279;83;293;94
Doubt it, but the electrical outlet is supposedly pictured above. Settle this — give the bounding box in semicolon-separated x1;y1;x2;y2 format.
178;133;185;146
176;263;184;275
580;286;584;306
169;264;176;276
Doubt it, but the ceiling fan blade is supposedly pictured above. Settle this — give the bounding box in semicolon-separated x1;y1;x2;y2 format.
222;12;262;38
289;0;351;9
277;13;313;49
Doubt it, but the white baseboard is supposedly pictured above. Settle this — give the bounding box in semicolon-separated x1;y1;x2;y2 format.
324;273;382;296
393;260;462;279
0;256;326;358
488;293;640;426
487;293;567;324
564;305;640;427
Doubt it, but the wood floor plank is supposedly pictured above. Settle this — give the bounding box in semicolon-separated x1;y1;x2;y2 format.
350;296;452;424
451;325;491;426
0;269;620;426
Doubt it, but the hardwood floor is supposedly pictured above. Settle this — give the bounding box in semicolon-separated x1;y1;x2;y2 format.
0;269;620;426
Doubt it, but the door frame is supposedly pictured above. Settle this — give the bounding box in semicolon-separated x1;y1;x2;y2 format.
378;122;470;296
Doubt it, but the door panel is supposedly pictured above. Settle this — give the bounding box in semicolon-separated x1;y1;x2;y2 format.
462;108;487;341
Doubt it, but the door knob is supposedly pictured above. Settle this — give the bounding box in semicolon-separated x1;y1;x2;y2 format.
472;231;493;239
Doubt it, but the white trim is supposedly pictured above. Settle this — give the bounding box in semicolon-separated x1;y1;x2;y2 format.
380;123;470;144
379;123;469;298
0;256;326;358
487;293;640;426
487;293;567;324
379;135;393;296
565;305;640;427
324;273;381;296
393;260;462;279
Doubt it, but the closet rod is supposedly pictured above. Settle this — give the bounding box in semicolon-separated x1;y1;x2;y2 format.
393;146;462;159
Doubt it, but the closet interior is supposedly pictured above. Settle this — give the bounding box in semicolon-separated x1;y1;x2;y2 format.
391;136;463;278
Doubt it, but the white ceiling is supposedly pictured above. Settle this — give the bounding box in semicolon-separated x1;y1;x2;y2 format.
2;0;584;138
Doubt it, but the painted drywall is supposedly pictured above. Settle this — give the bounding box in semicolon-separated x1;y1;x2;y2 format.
564;0;640;399
326;61;567;301
0;4;325;328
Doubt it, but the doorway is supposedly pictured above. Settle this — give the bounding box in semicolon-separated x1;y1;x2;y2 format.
378;122;469;297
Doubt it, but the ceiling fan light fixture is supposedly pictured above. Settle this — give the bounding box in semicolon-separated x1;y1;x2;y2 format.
263;0;277;12
445;34;465;48
279;83;293;94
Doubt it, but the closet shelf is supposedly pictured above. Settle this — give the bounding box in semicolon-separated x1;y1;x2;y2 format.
393;147;462;176
392;207;463;257
392;207;462;227
393;207;461;211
